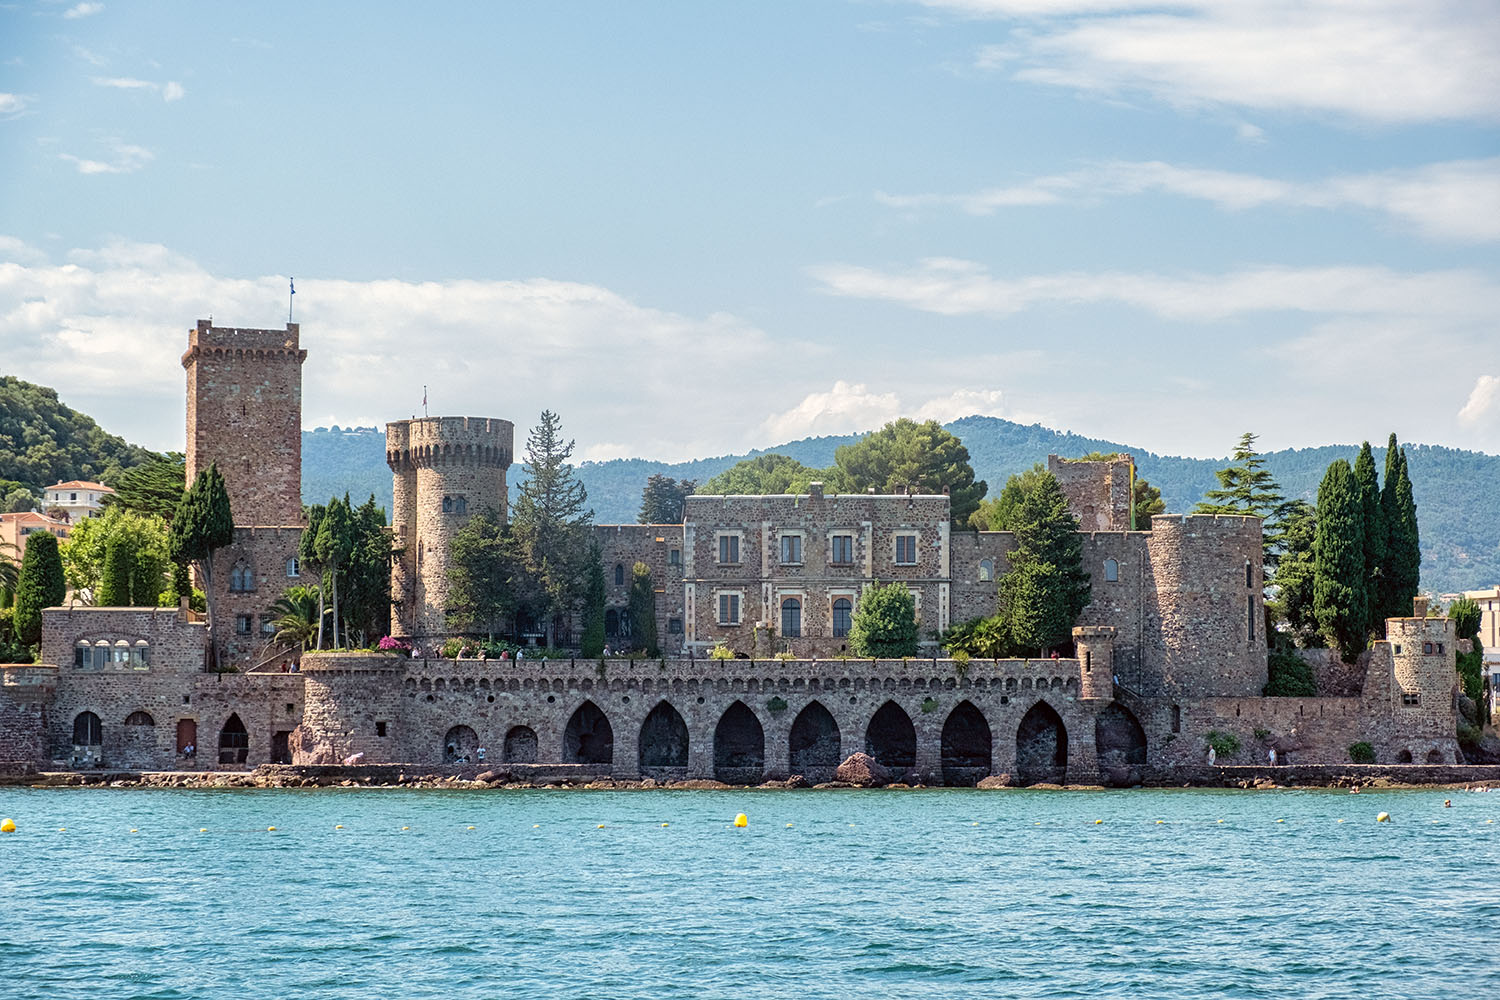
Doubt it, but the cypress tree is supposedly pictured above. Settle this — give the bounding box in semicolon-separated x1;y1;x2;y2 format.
14;532;66;647
98;536;133;606
628;562;659;656
580;543;606;657
1313;459;1368;662
169;462;234;652
1351;442;1383;638
1377;433;1402;621
1383;449;1421;620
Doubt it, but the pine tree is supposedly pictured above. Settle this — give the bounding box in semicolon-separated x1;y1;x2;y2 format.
1267;500;1317;642
169;462;234;659
992;472;1091;655
13;531;66;646
1194;432;1298;566
628;562;659;656
580;543;606;657
1382;446;1421;622
98;536;132;606
512;410;592;643
445;506;531;636
833;418;987;526
638;475;696;524
1313;459;1368;662
1351;441;1384;638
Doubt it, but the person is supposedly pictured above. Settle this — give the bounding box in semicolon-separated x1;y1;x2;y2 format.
516;649;524;661
1269;747;1278;766
477;746;486;763
1050;650;1059;659
1207;746;1216;766
182;742;195;758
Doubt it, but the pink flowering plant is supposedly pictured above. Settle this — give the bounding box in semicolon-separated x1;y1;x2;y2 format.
378;636;413;655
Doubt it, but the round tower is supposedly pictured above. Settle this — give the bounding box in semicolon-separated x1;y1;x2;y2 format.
1141;514;1267;698
1073;626;1116;701
1386;606;1458;741
386;417;513;640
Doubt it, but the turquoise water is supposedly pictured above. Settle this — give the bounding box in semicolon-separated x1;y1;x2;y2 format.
2;788;1498;999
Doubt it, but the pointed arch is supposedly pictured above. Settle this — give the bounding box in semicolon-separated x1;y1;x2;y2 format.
940;700;992;787
865;700;916;773
639;701;689;776
713;701;765;784
789;700;841;781
1094;702;1146;786
218;713;249;765
1016;701;1067;785
564;700;613;765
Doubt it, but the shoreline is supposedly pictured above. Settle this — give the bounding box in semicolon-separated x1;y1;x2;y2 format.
5;762;1499;792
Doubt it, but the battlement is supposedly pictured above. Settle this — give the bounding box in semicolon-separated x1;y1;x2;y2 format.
181;320;305;364
386;416;514;470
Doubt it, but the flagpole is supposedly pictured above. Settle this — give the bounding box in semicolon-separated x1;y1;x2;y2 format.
289;277;295;323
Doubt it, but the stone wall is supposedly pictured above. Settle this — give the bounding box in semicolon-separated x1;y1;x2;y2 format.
209;525;304;671
1049;454;1134;531
0;665;56;767
593;524;686;654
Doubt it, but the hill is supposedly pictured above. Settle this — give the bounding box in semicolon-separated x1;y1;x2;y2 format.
299;418;1500;595
0;376;161;507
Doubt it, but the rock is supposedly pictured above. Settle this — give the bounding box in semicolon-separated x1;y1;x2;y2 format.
976;774;1012;789
667;778;732;790
639;777;657;789
475;769;510;784
1461;733;1500;764
1458;695;1481;727
834;752;891;788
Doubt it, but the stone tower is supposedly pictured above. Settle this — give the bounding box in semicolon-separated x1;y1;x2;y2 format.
182;321;308;669
1385;597;1460;761
387;417;514;640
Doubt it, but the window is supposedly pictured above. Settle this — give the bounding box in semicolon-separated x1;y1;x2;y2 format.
718;593;740;625
668;617;683;634
605;609;621;637
376;721;388;737
1423;641;1433;654
780;535;802;565
1247;599;1255;641
286;558;299;578
455;496;467;515
1246;560;1253;588
1104;558;1119;582
1394;644;1402;654
1436;642;1444;654
70;492;77;501
832;598;852;638
1171;705;1182;733
718;534;740;565
614;564;625;586
781;597;802;637
442;495;454;513
894;534;918;565
125;711;154;727
978;559;994;582
236;614;252;635
1402;691;1421;706
830;535;854;565
261;616;276;635
132;641;149;668
669;548;681;566
230;562;253;593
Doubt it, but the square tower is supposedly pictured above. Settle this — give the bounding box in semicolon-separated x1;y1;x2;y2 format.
182;320;307;526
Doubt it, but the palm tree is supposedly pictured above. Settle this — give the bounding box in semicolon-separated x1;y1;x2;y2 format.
266;585;325;654
0;540;19;597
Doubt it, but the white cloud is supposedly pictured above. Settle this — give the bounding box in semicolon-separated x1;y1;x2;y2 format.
63;2;104;19
877;158;1500;242
924;1;1500;124
92;76;187;102
1459;375;1500;427
58;140;153;174
758;381;1009;442
162;81;185;102
0;93;28;117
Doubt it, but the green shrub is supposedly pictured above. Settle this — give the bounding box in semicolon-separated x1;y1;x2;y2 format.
1348;741;1376;764
1264;650;1317;697
766;696;788;713
440;638;463;659
1204;730;1241;758
920;696;939;713
1253;728;1271;741
709;643;734;661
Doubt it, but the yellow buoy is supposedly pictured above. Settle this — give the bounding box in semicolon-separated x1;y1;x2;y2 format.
971;821;979;827
1216;819;1224;824
1377;812;1390;823
58;827;66;832
401;826;410;831
661;823;669;827
533;824;540;828
734;813;748;827
129;828;138;834
1094;819;1102;824
597;824;605;829
786;822;794;828
1156;820;1164;825
1337;819;1344;823
335;824;344;830
467;826;476;830
0;818;15;833
1277;819;1284;824
199;828;208;833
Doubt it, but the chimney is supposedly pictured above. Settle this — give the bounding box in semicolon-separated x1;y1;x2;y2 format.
808;481;823;499
942;485;950;496
1412;596;1429;618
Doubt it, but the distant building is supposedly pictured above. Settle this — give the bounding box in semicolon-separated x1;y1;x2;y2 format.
1461;586;1500;718
0;510;70;560
43;480;115;523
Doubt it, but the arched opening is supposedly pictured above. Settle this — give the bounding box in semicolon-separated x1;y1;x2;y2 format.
1425;748;1445;764
1016;702;1067;785
714;701;765;784
218;713;249;765
605;608;620;638
940;701;992;787
615;563;625;586
503;726;537;764
865;701;916;774
978;559;994;582
564;701;614;765
124;711;154;727
789;701;841;782
1094;702;1147;787
832;598;852;639
639;701;690;778
72;711;102;746
1397;748;1413;763
443;725;479;763
1104;558;1119;582
780;598;801;638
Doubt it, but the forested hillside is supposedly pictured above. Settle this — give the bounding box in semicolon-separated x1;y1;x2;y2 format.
299;418;1500;595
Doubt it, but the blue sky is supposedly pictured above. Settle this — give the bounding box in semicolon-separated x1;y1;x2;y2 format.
2;0;1497;462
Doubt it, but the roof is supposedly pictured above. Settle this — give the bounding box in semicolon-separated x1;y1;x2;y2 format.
0;511;69;527
46;481;113;492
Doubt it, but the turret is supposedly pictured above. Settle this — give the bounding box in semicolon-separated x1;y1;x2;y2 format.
1073;625;1115;701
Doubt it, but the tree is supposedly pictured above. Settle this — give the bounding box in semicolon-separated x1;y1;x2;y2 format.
13;532;66;647
849;580;920;657
0;539;18;594
1313;459;1369;662
512;410;593;643
833;419;986;526
997;472;1092;655
1351;441;1384;638
1450;596;1482;643
169;462;234;657
103;455;185;521
1379;438;1421;623
969;463;1046;531
61;506;171;605
300;504;327;650
1451;596;1486;719
314;496;355;648
639;475;697;524
1194;432;1297;564
97;537;132;606
446;506;535;636
1266;500;1318;644
338;495;392;647
701;454;835;495
940;614;1010;658
580;543;606;657
627;562;659;655
267;584;324;654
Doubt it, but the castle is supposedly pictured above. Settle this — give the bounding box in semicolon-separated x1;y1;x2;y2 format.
0;323;1462;783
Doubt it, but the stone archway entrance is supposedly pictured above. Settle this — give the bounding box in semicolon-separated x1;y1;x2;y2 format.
789;701;841;782
639;701;690;779
503;726;538;764
1016;702;1067;785
564;701;614;765
940;701;991;787
865;701;916;775
1094;702;1146;786
714;701;765;784
218;713;249;766
444;725;479;763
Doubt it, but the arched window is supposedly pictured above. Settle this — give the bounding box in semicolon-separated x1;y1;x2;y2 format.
832;598;852;638
230;562;253;592
455;496;467;515
73;711;102;746
978;559;994;582
605;609;620;638
1104;558;1119;582
124;711;154;727
113;639;130;664
781;597;802;638
74;640;91;669
442;495;454;513
132;640;150;668
615;564;625;586
93;640;110;670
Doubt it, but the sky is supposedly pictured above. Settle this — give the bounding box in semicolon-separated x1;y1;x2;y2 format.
1;0;1498;463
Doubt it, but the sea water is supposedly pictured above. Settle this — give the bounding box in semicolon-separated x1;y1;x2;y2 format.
2;787;1497;999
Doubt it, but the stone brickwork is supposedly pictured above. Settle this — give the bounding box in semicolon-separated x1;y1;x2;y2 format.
0;665;56;767
592;524;686;654
210;526;304;671
387;417;513;638
1049;453;1134;531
